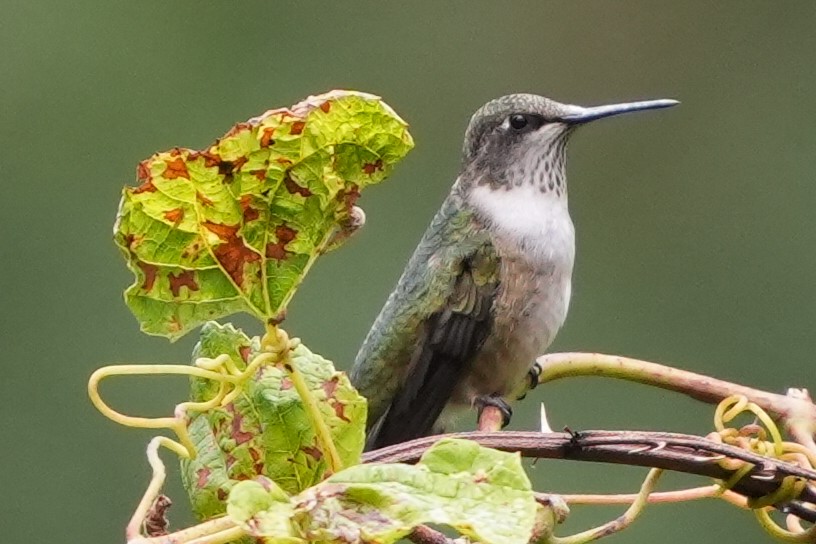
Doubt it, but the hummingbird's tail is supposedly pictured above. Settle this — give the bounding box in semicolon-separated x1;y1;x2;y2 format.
363;349;461;451
361;260;496;451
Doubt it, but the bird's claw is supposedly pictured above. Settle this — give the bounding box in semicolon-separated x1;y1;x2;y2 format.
517;362;542;400
528;362;542;389
475;395;513;428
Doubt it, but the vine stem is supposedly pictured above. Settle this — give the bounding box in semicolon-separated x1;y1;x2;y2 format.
124;436;249;544
547;485;747;507
535;352;816;424
100;349;816;543
129;516;241;544
363;430;816;522
126;437;173;541
549;469;663;544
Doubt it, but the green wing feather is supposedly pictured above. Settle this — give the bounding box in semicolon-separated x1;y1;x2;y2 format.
350;191;498;433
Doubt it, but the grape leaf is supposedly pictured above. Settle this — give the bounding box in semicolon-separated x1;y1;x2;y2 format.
114;91;413;339
181;321;367;520
227;479;300;544
229;439;537;544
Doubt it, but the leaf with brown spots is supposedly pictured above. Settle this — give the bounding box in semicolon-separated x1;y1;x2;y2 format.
228;439;536;544
282;172;313;197
301;444;323;461
179;327;535;544
265;224;297;261
181;322;366;520
168;270;199;297
196;467;211;489
115;90;413;339
362;158;384;175
163;208;184;223
163;157;190;179
289;121;306;135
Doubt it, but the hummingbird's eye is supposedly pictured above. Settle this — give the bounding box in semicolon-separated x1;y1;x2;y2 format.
508;113;545;132
509;114;528;130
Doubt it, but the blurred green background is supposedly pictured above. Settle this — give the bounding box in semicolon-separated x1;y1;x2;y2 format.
2;1;815;542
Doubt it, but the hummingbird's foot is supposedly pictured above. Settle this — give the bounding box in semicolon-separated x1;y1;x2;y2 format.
516;362;542;400
527;362;542;390
475;394;513;428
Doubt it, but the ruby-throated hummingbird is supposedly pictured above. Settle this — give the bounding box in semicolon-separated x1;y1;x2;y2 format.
350;93;677;450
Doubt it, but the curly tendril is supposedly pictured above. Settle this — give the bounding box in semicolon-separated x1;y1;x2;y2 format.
88;325;343;543
709;395;814;541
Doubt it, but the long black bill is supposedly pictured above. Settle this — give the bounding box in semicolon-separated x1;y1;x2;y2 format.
560;99;679;124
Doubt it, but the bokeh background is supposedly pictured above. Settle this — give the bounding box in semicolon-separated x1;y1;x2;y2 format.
2;1;815;542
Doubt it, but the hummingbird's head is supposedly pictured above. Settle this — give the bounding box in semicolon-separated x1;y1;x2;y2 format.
460;93;678;196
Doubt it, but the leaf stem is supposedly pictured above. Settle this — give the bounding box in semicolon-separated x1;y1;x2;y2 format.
262;324;343;474
548;469;663;544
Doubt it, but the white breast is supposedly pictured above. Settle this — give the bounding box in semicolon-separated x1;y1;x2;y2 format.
468;183;576;268
450;182;576;408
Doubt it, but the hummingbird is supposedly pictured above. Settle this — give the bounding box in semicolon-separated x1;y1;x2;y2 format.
350;93;677;451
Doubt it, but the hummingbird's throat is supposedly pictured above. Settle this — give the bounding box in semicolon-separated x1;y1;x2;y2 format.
510;132;569;198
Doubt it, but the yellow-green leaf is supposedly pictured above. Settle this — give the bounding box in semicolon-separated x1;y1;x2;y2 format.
294;438;537;544
181;322;367;521
227;479;300;544
114;91;413;339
